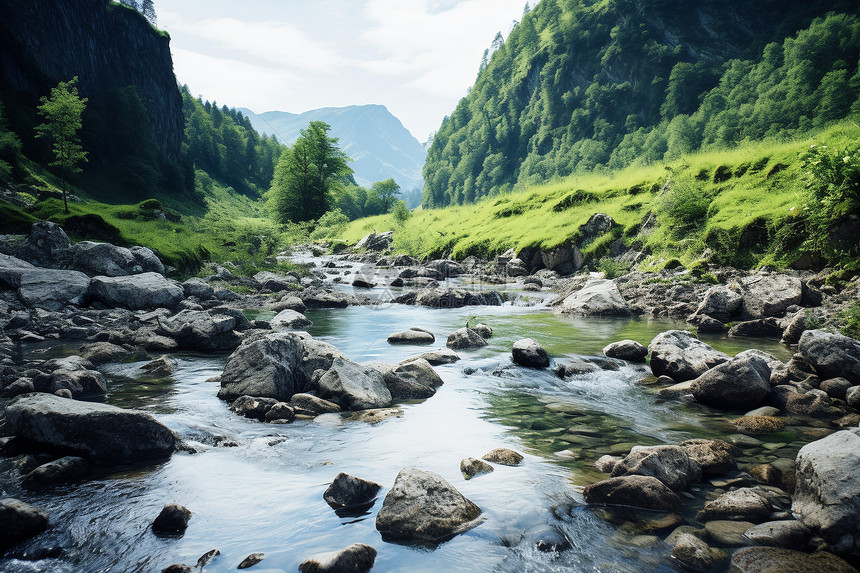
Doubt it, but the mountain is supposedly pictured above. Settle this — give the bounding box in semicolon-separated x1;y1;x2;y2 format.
0;0;186;198
423;0;860;207
239;105;426;208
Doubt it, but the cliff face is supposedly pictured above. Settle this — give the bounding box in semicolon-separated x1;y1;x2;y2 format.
0;0;182;161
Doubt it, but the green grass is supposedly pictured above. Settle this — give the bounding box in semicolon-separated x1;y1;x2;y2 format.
337;122;860;269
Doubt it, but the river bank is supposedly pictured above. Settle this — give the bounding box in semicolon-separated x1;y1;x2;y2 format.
1;222;859;572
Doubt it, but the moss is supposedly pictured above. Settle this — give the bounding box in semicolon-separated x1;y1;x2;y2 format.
731;416;786;434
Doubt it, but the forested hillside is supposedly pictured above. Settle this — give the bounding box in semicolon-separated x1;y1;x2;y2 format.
423;0;860;207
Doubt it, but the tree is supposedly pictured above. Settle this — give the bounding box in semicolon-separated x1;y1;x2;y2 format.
141;0;157;26
372;178;401;213
269;121;351;223
35;77;88;213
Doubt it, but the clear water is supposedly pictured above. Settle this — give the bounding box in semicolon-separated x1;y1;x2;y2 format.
0;301;807;573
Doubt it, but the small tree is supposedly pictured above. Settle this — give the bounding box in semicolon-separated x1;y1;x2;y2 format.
372;178;401;213
35;77;88;213
141;0;157;26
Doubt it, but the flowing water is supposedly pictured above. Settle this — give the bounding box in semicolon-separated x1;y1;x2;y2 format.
1;290;810;573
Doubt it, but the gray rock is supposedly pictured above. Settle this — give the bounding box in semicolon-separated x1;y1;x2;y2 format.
792;429;860;559
323;472;382;511
798;330;860;385
264;402;295;423
505;258;529;277
603;339;648;362
356;231;393;251
690;285;743;322
482;448;524;466
512;338;550;368
375;363;437;401
785;389;844;419
36;368;108;398
697;488;773;522
782;311;810;344
152;504;191;533
583;475;682;511
690;354;772;410
269;295;306;313
820;378;853;400
671;533;727;570
90;272;185;310
594;455;622;473
648;330;730;382
387;329;435;344
15;221;71;267
5;393;175;464
460;457;494;480
317;357;392;411
69;241;139;277
253;271;297;292
158;309;240;350
129;246;165;275
731;547;857;573
744;520;812;548
230;395;279;421
446;328;487;350
540;244;583;274
79;342;132;364
472;323;493;339
302;290;351;309
16;269;91;310
289;393;342;416
678;439;735;476
237;553;264;569
556;279;631;317
270;309;313;330
847;386;860;409
415;287;502;308
705;520;756;546
182;278;215;300
611;445;702;491
375;468;482;542
141;356;178;377
0;498;48;549
729;318;785;338
298;543;377;573
741;274;803;319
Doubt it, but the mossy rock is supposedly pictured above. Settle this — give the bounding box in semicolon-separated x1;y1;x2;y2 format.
731;416;786;435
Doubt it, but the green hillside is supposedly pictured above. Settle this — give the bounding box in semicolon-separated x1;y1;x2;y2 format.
341;122;860;271
423;1;860;207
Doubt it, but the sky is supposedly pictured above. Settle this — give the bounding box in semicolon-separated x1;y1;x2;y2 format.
159;0;533;143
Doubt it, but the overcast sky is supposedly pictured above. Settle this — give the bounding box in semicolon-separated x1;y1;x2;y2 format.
159;1;533;143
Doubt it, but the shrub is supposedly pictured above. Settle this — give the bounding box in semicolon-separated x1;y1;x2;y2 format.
392;200;410;225
596;257;631;279
838;301;860;339
657;176;711;237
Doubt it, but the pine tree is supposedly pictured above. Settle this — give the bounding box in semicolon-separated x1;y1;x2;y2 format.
120;0;139;10
141;0;157;26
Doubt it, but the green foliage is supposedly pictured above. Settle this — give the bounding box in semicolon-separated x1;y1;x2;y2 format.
839;301;860;339
424;6;860;207
391;200;411;225
310;209;350;240
268;121;351;223
34;78;88;212
596;257;630;279
372;178;401;213
657;176;711;238
0;99;22;181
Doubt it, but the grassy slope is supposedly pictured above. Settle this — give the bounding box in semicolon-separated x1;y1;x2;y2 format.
339;123;860;269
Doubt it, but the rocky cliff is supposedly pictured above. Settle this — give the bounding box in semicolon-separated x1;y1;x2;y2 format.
0;0;182;161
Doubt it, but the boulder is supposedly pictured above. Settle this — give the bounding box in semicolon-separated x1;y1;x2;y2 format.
270;309;313;330
15;221;71;267
355;231;393;251
152;504;191;534
847;386;860;409
90;272;184;311
690;285;743;322
583;475;682;512
5;393;175;464
512;338;550;368
415;288;502;308
264;402;296;423
182;278;215;301
705;520;757;546
482;448;524;466
323;472;382;511
302;290;351;309
218;333;343;402
35;368;108;398
539;244;582;274
460;457;494;480
556;279;631;316
603;340;648;362
290;393;342;416
782;311;810;344
387;329;435;345
648;330;730;382
129;246;165;275
820;378;853;400
678;439;735;476
79;342;132;364
230;395;279;421
404;348;460;366
253;271;297;292
740;274;803;318
16;269;91;310
690;354;772;410
798;330;860;385
376;363;437;401
446;328;487;350
792;429;860;558
696;488;773;522
505;258;529;277
298;543;377;573
729;318;785;338
157;309;240;351
68;241;139;277
731;547;857;573
375;468;482;543
0;498;48;550
141;356;178;377
671;533;727;570
316;357;392;410
744;520;813;549
238;554;264;570
269;295;306;313
472;323;493;339
610;445;702;491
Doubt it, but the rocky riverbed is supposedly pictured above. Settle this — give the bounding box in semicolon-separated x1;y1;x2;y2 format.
1;222;859;572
